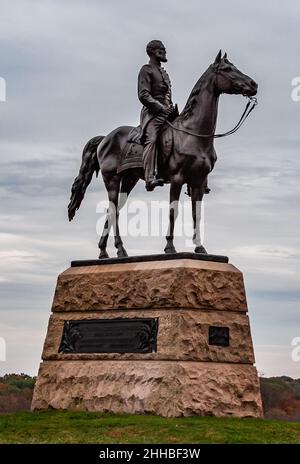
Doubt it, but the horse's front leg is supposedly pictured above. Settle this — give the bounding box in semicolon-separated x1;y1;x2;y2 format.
164;181;182;254
191;185;207;254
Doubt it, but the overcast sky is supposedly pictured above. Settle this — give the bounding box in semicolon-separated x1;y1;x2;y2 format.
0;0;299;378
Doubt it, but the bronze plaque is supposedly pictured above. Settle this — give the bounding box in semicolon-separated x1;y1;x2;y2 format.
209;326;230;347
59;317;159;354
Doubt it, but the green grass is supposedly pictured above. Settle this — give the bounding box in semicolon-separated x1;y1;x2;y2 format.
0;411;299;444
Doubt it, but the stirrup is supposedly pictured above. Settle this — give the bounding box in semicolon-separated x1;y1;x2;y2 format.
145;178;164;191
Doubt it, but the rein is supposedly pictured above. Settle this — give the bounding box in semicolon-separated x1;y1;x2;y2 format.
167;96;258;139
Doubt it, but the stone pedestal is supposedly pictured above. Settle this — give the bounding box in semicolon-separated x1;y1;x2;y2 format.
32;256;263;417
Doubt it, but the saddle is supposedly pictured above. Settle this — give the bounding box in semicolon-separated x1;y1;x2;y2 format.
117;123;174;176
117;126;144;174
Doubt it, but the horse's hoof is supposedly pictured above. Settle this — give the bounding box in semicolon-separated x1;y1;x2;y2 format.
195;245;208;254
99;250;109;259
164;246;177;254
117;248;128;258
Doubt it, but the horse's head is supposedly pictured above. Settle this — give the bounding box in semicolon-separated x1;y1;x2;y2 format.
213;50;257;97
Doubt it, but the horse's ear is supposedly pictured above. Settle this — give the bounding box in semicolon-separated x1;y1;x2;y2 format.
223;52;227;59
214;50;222;63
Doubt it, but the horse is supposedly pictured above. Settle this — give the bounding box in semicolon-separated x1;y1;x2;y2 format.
68;50;257;258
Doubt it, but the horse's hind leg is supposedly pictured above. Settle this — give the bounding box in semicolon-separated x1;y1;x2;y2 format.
112;171;140;257
98;173;122;258
98;211;110;258
119;171;140;209
98;171;140;259
115;171;140;255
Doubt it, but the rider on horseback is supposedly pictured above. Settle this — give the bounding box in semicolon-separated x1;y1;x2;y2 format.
138;40;178;191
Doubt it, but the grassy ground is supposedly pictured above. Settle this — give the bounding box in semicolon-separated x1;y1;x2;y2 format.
0;411;300;444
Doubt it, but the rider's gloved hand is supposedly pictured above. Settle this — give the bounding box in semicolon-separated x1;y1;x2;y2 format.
161;105;174;117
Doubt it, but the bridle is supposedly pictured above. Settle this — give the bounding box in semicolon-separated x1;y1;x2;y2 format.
166;65;258;139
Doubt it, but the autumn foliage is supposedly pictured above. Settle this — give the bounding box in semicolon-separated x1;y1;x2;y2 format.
0;373;35;413
260;376;300;421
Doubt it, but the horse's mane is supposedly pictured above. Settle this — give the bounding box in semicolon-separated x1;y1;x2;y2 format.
179;65;214;121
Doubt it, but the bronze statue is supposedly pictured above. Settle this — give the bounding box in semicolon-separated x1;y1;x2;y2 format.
68;47;257;259
138;40;177;191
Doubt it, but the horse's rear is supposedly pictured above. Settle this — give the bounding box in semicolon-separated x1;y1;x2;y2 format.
97;125;134;176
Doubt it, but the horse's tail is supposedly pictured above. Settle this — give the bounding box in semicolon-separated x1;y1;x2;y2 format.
68;135;105;221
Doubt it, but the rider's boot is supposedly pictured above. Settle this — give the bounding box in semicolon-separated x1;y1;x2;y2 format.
145;175;164;191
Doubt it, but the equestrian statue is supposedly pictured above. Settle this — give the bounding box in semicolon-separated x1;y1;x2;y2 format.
68;41;258;258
